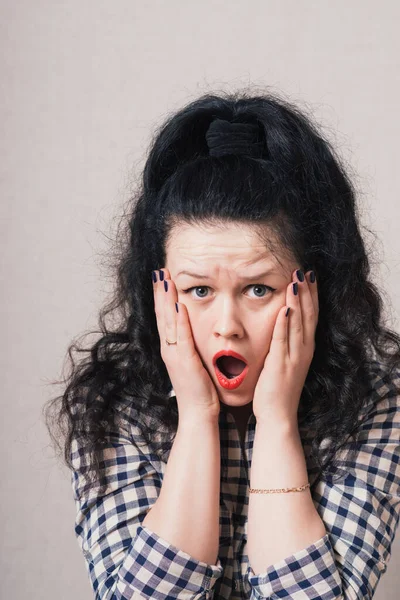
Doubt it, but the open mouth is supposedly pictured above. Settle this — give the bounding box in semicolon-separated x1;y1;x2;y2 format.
216;356;247;379
213;352;249;390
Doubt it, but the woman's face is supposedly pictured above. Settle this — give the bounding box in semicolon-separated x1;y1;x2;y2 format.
165;221;299;410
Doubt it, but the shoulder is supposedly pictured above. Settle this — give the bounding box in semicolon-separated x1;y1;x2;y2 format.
359;359;400;424
110;396;173;463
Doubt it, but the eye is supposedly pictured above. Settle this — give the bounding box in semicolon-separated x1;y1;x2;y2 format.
181;284;276;300
182;286;210;299
246;284;276;298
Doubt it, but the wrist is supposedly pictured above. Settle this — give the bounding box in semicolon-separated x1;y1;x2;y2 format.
178;410;220;430
255;416;299;437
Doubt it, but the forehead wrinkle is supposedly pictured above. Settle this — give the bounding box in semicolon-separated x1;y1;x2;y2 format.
172;242;269;259
176;268;281;281
176;257;283;279
166;225;292;276
177;255;268;271
171;246;281;278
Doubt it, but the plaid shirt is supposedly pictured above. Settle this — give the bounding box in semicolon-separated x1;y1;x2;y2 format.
71;359;400;599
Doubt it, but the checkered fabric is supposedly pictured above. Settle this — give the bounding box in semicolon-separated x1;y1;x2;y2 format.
71;359;400;599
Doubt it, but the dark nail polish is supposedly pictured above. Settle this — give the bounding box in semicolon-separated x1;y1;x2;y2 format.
296;269;304;282
310;271;315;283
159;270;164;281
152;270;157;283
293;282;298;295
285;307;290;317
175;302;179;313
164;280;168;292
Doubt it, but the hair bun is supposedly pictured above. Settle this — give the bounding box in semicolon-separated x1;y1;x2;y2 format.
205;118;266;158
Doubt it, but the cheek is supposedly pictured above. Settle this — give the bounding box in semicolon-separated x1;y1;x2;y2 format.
251;308;280;352
184;306;202;344
253;331;272;358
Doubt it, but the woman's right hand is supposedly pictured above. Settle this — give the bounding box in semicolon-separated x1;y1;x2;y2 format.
152;267;221;424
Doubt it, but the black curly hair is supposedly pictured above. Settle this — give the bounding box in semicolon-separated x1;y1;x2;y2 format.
43;89;400;497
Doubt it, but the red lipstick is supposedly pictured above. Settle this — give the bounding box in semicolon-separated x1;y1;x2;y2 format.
212;349;249;390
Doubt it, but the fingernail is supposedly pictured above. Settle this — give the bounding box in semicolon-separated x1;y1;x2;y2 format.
152;270;157;283
296;269;304;282
159;270;164;281
310;270;315;283
175;302;179;313
285;307;290;317
293;282;298;295
164;280;168;292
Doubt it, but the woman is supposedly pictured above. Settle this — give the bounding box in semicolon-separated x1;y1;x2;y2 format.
44;91;400;599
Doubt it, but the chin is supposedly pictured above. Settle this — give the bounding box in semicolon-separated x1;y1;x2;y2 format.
218;396;253;407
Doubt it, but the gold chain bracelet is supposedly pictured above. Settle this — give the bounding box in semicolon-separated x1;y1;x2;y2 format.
249;482;310;494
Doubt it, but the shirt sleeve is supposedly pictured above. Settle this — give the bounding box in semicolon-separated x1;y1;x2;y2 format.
71;420;223;599
246;368;400;600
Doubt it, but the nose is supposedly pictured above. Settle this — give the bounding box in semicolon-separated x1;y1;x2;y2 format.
212;298;244;339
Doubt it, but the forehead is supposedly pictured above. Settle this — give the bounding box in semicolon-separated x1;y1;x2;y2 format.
165;221;293;274
167;221;266;252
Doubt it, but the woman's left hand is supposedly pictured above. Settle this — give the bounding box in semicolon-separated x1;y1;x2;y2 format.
253;269;319;428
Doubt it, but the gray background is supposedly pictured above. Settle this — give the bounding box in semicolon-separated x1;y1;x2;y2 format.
1;1;399;598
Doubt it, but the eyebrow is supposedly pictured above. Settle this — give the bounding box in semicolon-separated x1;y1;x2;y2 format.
175;269;279;280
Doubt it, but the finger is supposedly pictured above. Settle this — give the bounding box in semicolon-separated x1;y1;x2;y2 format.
300;270;318;350
306;270;319;318
161;268;201;362
294;269;315;348
152;269;164;344
175;299;200;363
153;267;172;343
269;304;290;362
162;274;178;349
287;275;303;358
